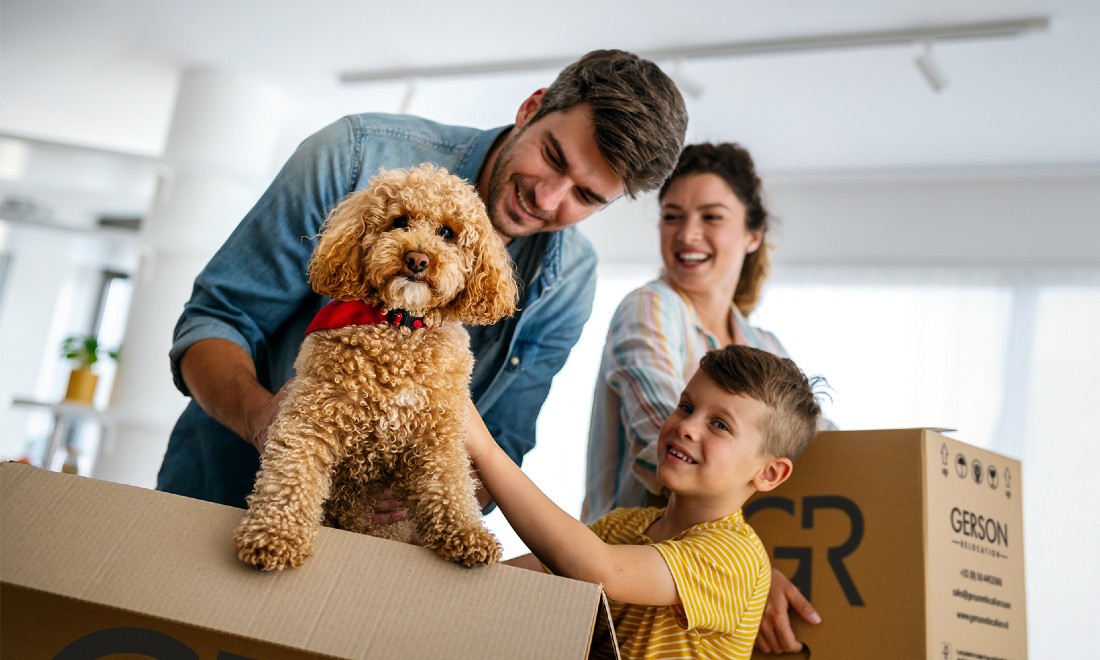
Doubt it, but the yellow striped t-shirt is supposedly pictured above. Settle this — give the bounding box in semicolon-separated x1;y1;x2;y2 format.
587;506;771;660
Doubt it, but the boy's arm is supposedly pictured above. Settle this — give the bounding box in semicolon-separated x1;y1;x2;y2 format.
465;400;679;606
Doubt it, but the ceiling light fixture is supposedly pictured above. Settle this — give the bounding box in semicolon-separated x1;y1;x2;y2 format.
338;17;1048;84
670;60;705;99
914;42;948;93
398;78;418;113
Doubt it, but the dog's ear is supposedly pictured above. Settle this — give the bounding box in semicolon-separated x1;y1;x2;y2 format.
449;214;519;325
308;191;379;299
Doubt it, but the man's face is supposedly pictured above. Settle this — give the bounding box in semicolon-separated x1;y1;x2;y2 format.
484;102;624;242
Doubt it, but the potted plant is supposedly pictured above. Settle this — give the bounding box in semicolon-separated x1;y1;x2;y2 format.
60;335;119;405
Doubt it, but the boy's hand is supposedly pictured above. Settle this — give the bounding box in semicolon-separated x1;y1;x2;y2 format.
755;567;821;653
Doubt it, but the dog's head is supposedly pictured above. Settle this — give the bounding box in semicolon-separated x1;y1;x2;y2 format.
309;164;518;325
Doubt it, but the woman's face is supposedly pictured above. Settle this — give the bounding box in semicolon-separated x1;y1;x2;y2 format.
659;173;763;300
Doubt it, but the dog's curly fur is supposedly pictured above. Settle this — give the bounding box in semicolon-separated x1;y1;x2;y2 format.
233;164;518;571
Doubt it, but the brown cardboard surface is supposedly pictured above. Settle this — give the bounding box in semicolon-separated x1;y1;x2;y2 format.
1;583;326;660
0;462;616;659
745;429;1026;660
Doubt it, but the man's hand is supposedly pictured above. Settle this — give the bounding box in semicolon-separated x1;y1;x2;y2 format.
755;567;821;653
371;487;409;526
179;338;289;454
248;380;292;454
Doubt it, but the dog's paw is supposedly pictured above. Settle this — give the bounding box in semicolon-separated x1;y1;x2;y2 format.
235;539;307;571
234;518;313;571
434;526;502;567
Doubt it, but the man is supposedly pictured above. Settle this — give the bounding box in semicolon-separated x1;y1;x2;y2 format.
157;49;689;511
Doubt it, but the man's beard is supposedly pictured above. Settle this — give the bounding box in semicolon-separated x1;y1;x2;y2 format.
485;128;549;241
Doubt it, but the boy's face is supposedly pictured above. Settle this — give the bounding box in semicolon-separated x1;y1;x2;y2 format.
656;371;776;502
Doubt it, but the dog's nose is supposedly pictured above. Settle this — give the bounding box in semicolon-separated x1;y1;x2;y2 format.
404;251;430;274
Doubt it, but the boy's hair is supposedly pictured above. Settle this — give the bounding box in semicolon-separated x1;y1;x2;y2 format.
531;49;688;199
698;345;823;460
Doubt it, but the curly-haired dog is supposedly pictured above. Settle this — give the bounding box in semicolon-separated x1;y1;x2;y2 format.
234;164;518;571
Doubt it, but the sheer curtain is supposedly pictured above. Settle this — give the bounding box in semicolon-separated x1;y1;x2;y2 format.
484;263;1100;657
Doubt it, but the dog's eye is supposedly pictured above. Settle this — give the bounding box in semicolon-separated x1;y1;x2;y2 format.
438;225;455;241
392;216;409;230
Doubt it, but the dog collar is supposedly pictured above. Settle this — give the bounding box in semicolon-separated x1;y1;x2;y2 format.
305;300;426;334
384;308;426;330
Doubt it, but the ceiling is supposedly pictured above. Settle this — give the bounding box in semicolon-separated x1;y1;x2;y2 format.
2;0;1098;177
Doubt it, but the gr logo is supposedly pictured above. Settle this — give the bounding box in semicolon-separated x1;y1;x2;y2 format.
744;495;865;606
55;627;254;660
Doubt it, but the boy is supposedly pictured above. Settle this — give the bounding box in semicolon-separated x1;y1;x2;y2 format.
464;345;823;659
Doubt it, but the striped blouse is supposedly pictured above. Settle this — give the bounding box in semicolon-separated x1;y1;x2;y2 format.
582;278;787;523
587;507;771;660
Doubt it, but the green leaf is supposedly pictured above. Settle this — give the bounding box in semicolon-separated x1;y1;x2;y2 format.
59;334;119;368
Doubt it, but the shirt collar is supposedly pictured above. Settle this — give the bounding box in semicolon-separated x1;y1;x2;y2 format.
453;124;512;185
661;274;764;348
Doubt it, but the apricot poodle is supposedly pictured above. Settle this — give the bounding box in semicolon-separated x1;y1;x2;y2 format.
234;164;518;571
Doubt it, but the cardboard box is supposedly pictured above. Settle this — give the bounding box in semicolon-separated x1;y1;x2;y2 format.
745;429;1027;660
0;462;617;659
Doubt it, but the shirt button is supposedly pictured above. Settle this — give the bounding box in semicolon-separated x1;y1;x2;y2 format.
509;356;521;366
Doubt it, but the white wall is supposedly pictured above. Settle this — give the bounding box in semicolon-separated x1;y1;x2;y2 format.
581;166;1100;268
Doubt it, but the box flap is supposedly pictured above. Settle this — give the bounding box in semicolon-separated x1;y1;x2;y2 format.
588;591;621;660
920;430;1027;659
1;463;609;659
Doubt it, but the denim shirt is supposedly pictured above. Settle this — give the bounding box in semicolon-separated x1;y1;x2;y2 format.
158;113;598;508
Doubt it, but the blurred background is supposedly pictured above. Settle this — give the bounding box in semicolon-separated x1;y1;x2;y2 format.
2;1;1097;655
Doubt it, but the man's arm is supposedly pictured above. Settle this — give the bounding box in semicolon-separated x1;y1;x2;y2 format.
465;400;678;606
178;338;286;453
181;338;431;527
169;117;360;422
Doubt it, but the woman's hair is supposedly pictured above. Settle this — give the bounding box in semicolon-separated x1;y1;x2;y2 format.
658;143;772;315
531;49;688;199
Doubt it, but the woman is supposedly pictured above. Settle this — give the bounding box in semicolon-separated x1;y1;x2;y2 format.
582;142;781;520
582;143;820;653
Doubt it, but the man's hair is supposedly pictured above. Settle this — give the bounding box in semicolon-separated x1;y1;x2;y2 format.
531;49;688;198
698;345;823;460
660;143;772;316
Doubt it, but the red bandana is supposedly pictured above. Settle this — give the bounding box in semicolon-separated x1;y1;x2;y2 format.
305;300;425;335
